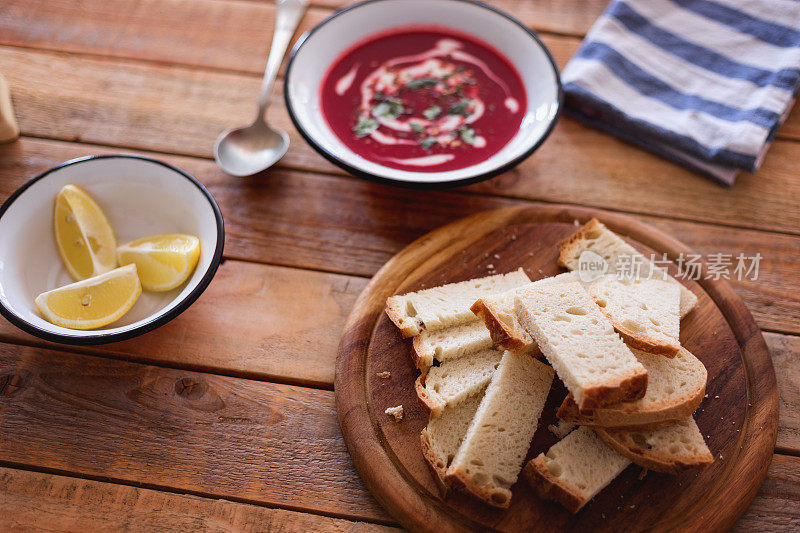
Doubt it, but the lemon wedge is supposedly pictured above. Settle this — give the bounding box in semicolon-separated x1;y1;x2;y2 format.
35;264;142;330
117;234;201;292
54;184;117;281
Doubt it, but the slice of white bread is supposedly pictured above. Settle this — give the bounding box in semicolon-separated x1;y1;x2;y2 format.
515;282;648;411
421;390;485;494
471;272;578;353
416;349;503;418
524;426;631;513
412;321;494;371
386;269;531;337
589;277;681;356
557;346;707;429
445;351;554;508
595;417;713;474
558;219;697;318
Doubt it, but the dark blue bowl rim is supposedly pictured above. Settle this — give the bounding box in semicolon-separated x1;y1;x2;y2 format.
0;154;226;346
283;0;564;190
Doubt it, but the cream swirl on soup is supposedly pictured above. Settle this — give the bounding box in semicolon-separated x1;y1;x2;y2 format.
321;28;526;172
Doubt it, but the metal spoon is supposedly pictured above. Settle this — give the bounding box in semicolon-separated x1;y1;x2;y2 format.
214;0;308;176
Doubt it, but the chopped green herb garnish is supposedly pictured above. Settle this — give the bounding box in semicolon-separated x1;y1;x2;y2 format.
419;137;438;149
353;115;379;137
448;100;472;116
458;126;476;145
405;77;438;90
372;98;405;119
410;121;425;133
423;106;442;120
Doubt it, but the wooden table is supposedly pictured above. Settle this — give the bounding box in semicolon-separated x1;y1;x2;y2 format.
0;1;796;530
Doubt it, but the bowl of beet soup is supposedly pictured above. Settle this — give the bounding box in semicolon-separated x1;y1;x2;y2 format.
284;0;562;188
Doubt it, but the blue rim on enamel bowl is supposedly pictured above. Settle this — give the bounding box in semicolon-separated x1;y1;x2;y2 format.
0;155;225;346
284;0;563;189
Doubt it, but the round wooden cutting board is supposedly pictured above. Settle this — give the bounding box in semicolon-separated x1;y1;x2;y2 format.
336;205;778;533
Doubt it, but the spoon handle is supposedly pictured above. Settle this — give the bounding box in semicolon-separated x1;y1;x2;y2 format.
257;0;309;120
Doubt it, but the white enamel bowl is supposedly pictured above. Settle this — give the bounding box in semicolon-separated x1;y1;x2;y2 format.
0;155;225;345
284;0;562;188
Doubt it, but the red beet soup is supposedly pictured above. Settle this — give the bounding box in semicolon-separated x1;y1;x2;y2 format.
320;27;527;173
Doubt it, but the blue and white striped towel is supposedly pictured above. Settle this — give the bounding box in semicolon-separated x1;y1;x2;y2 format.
562;0;800;185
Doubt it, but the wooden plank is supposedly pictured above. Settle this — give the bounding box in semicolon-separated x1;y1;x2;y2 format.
731;454;800;532
0;0;331;74
0;0;599;66
0;259;365;388
1;454;794;533
0;466;394;532
0;343;390;523
6;0;800;144
1;137;799;336
764;332;800;455
3;46;800;236
466;118;800;237
308;0;608;37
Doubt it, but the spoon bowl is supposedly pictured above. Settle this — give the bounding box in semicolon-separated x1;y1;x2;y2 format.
215;121;290;177
214;0;308;176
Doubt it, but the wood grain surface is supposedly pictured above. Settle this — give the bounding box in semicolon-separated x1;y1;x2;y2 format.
1;48;800;236
0;342;390;523
0;0;797;529
6;0;800;145
0;467;393;533
337;206;778;532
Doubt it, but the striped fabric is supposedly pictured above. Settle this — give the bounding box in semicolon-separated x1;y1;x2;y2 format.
561;0;800;185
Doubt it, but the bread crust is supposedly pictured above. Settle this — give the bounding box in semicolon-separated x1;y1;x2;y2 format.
411;336;433;371
594;427;714;474
385;296;422;337
578;368;648;412
470;299;529;353
523;457;587;514
588;283;681;357
444;465;513;508
558;385;704;430
414;374;444;418
558;349;707;427
419;429;451;496
611;323;680;357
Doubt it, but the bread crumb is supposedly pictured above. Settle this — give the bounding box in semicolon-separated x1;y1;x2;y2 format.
573;219;580;226
547;419;575;439
376;371;391;379
486;263;494;269
385;405;404;421
493;253;500;259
